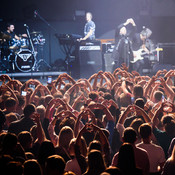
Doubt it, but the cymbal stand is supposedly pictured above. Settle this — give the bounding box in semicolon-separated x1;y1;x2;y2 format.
34;10;57;70
24;24;37;71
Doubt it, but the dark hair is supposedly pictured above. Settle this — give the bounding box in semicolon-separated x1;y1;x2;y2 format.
6;161;23;175
139;123;152;139
16;94;25;107
23;104;36;117
6;23;14;28
105;166;122;175
45;155;65;175
133;85;143;98
89;91;99;101
122;127;137;144
89;140;102;153
134;98;145;109
86;150;106;175
24;159;42;175
38;140;55;165
117;143;136;174
161;115;174;125
103;93;112;100
154;91;163;102
2;133;18;151
5;97;16;108
18;131;33;151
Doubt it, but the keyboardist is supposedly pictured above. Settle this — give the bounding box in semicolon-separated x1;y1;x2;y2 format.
78;12;96;41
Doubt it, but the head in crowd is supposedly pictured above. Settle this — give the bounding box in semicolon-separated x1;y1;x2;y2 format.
119;93;131;107
6;161;23;175
18;131;33;151
88;91;99;102
130;118;144;140
133;85;144;98
139;123;152;139
104;166;122;175
164;120;175;138
117;143;137;174
5;97;16;112
2;133;18;155
86;149;106;175
38;140;55;165
44;95;53;107
63;171;76;175
23;104;36;118
58;126;74;150
36;105;46;122
103;93;113;100
45;155;65;175
0;155;13;175
161;115;174;126
23;159;42;175
16;94;25;111
59;117;75;131
134;98;145;109
5;112;18;127
122;127;137;144
88;140;102;153
153;90;164;103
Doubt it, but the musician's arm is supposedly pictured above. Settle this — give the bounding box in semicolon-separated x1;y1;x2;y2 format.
81;29;93;41
15;35;20;40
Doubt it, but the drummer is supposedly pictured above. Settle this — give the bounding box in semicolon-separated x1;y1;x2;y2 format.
4;23;27;41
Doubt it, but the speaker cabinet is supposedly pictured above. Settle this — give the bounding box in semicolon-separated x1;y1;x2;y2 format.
158;43;175;65
79;46;102;78
103;53;114;72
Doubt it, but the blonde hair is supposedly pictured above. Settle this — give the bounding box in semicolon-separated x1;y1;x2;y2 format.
58;126;74;150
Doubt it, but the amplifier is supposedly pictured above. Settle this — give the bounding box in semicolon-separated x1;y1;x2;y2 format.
79;48;102;78
102;43;115;53
157;43;175;65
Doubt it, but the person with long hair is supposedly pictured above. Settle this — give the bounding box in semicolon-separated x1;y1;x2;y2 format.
162;145;175;175
117;143;142;175
83;149;106;175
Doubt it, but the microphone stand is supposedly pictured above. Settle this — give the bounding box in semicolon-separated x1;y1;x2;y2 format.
24;24;37;73
34;10;57;70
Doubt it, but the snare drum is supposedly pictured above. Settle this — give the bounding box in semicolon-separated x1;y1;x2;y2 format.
15;49;36;72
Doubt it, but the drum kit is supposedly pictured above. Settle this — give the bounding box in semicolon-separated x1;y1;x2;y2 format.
0;31;46;72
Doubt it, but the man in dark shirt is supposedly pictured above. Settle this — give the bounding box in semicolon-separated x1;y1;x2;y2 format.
8;104;36;135
79;12;95;41
132;27;153;75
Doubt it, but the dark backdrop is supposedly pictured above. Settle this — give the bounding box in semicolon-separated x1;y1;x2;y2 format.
1;0;175;65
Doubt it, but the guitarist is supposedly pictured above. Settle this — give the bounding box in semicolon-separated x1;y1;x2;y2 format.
132;27;153;75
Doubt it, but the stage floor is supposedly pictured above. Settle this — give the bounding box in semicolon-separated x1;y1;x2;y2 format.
0;71;66;84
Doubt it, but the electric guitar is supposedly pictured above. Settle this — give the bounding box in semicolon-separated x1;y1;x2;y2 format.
131;48;163;63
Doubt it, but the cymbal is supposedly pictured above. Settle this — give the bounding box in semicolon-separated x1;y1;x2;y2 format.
0;31;11;40
30;31;41;35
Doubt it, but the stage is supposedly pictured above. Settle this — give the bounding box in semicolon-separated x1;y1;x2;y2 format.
0;71;66;83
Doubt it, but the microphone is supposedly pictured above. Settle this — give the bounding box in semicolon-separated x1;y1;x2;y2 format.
34;10;37;18
24;24;29;28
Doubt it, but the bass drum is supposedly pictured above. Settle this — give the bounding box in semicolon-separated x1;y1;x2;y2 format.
15;49;36;72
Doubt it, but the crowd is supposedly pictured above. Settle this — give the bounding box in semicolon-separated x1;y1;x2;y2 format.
0;64;175;175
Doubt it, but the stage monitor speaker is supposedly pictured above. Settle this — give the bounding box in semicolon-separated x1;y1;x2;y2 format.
103;53;114;72
158;43;175;65
79;45;102;78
